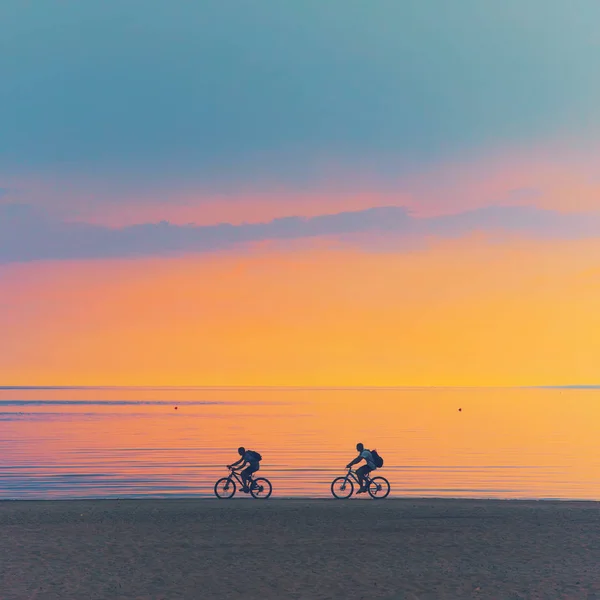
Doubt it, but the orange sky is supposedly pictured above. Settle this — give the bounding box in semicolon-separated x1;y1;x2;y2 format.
2;233;599;386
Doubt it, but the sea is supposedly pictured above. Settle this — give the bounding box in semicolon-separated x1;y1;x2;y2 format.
1;386;599;500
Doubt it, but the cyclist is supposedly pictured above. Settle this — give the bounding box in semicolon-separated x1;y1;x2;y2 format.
227;446;261;493
346;442;376;494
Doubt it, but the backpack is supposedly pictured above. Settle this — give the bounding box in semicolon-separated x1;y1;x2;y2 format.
371;449;383;468
248;450;262;462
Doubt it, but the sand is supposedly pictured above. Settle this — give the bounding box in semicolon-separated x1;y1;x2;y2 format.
1;498;599;599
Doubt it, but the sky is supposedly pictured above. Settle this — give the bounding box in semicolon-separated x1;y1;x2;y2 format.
1;0;600;385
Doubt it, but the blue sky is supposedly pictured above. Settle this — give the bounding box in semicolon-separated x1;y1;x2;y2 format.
2;0;600;189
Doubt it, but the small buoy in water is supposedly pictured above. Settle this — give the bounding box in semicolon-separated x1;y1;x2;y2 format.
174;406;178;410
458;408;462;412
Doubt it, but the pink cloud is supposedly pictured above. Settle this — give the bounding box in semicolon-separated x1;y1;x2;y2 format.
403;139;600;216
3;136;599;228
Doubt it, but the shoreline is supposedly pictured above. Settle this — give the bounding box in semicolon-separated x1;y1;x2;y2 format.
2;495;600;504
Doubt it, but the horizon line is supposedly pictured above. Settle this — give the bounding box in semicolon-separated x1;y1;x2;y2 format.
2;384;600;391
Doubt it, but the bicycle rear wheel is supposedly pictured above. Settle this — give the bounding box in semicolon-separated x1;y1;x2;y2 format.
250;477;272;499
368;476;390;499
214;477;236;499
331;476;354;499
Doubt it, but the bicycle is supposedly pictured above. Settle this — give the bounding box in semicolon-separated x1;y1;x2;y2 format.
214;466;273;499
330;467;390;499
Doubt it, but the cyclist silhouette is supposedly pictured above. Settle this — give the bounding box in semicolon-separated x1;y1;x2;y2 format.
346;442;376;494
227;446;261;493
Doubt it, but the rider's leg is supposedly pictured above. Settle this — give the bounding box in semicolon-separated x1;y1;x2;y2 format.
249;463;260;488
356;465;372;492
249;463;259;488
241;466;252;491
241;463;259;492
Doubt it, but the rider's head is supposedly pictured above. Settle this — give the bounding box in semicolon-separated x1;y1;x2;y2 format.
238;446;245;456
356;442;364;452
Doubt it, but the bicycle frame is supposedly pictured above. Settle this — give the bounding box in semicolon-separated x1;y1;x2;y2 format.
226;467;256;488
342;468;373;485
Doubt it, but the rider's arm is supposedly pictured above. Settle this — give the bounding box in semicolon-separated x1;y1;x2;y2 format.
346;454;363;469
228;457;244;468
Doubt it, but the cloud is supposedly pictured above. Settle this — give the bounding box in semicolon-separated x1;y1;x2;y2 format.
504;188;543;202
2;203;600;263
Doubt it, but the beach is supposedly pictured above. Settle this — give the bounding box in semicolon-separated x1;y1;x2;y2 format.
1;498;599;599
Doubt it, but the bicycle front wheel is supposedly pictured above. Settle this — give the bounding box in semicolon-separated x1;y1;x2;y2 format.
368;476;390;499
214;477;236;499
250;477;272;499
331;476;354;499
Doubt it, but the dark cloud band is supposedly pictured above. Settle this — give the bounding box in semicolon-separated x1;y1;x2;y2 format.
1;203;599;263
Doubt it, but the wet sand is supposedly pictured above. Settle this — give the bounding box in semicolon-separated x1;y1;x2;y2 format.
1;498;599;599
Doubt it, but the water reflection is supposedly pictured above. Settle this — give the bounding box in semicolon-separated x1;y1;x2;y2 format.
1;387;599;499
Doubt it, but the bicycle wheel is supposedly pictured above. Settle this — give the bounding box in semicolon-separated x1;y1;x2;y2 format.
331;476;354;499
368;476;390;499
214;477;236;499
250;477;272;499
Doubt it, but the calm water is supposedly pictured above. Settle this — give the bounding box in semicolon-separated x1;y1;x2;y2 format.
1;387;599;500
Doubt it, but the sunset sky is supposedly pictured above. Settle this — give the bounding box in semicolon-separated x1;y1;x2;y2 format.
2;1;600;386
